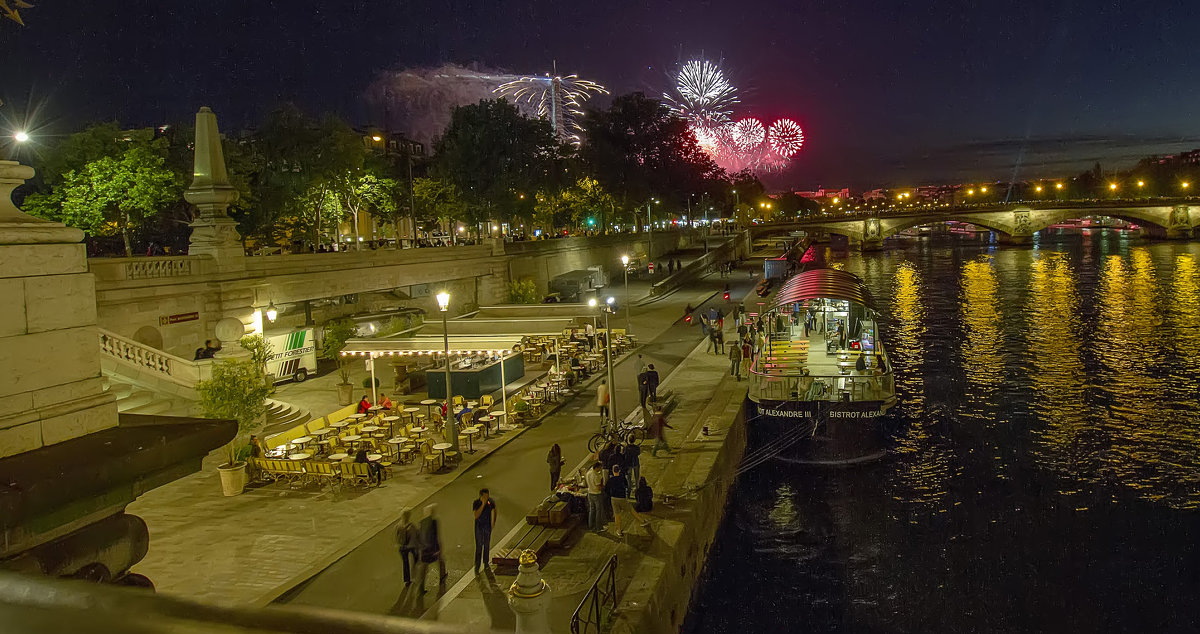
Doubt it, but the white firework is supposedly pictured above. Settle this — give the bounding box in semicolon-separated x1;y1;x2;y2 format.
730;118;765;152
664;59;740;125
494;73;609;145
768;119;805;157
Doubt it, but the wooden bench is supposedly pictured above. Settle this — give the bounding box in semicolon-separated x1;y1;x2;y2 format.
491;524;550;567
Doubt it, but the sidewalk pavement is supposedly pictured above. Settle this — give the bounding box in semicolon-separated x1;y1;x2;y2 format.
422;306;748;631
125;270;744;607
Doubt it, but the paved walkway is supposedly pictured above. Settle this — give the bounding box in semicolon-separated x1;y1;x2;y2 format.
271;269;757;619
125;262;750;607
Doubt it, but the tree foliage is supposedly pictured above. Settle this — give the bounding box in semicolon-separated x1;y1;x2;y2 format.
320;318;359;384
196;359;271;466
507;277;541;304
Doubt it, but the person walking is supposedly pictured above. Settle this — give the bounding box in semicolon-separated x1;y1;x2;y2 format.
645;364;660;403
729;341;743;380
649;407;674;457
623;440;641;493
395;509;420;585
597;379;610;420
741;338;752;377
416;504;446;594
606;465;631;537
472;488;498;574
585;461;607;532
715;328;725;354
708;328;719;355
547;443;565;491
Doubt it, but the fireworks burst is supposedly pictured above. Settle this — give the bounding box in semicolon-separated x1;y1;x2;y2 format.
494;73;609;145
664;56;806;174
768;119;805;157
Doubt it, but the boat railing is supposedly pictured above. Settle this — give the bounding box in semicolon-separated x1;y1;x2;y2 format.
748;365;894;403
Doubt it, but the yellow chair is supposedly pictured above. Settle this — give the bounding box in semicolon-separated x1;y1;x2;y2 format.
480;395;494;410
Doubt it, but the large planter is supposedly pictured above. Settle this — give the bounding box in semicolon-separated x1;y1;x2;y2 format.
218;462;246;496
337;382;354;405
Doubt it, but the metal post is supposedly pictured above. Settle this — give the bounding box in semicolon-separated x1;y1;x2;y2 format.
442;310;458;454
646;201;653;259
623;266;631;334
500;350;508;429
369;352;378;404
604;309;617;427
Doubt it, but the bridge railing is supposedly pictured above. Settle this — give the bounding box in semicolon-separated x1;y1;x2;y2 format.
89;256;213;283
748;361;894;403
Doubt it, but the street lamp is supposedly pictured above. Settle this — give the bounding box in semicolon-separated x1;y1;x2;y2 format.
436;291;459;454
13;131;29;143
590;297;619;427
265;301;278;323
620;254;631;333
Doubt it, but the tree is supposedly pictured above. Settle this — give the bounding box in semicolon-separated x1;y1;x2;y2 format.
507;277;541;304
413;177;467;236
579;92;724;223
196;359;271;467
320;318;359;385
434;99;560;228
25;144;181;256
340;170;402;248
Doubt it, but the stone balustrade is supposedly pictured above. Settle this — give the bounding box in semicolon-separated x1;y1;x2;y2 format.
90;256;212;283
97;328;211;390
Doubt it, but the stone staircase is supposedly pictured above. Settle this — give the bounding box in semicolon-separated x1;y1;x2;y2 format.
102;376;194;417
262;399;312;434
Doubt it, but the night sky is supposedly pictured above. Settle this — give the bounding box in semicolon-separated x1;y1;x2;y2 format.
4;0;1200;189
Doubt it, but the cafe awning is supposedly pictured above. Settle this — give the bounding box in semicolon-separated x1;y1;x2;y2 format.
341;335;525;357
472;304;602;320
768;268;876;312
421;318;575;337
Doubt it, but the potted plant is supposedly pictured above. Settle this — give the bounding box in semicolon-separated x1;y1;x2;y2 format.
239;333;275;388
320;318;359;405
196;359;272;496
510;396;531;424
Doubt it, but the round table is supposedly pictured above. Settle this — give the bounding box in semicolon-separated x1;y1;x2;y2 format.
410;426;428;439
360;425;380;433
349;413;366;420
291;436;313;450
432;442;452;468
467;400;479;408
382;415;400;434
478;415;494;438
420;399;438;419
329;420;349;429
462;426;481;453
369;405;383;412
342;434;363;450
312;428;332;437
289;452;312;460
366;453;382;462
402;407;420;423
490;410;509;431
328;453;349;461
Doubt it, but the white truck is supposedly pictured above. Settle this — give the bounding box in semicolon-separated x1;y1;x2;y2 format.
265;328;318;383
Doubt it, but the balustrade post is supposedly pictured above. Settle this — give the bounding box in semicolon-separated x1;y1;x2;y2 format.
508;549;552;634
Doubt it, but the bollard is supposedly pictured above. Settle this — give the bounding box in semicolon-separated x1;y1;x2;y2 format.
508;549;552;634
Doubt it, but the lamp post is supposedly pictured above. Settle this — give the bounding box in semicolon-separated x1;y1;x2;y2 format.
620;254;631;334
436;291;459;454
591;297;618;428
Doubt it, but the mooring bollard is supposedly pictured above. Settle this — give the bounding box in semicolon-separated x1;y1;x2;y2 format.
508;549;552;634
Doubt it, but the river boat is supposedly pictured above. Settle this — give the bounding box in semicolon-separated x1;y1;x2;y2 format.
746;267;897;465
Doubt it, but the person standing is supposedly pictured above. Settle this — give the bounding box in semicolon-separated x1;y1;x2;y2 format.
623;440;641;491
649;407;674;457
729;341;743;380
741;338;752;378
416;504;446;594
715;328;725;355
472;488;498;574
395;509;420;585
597;379;610;420
547;444;565;491
606;465;630;537
645;364;660;403
633;476;653;528
708;328;718;355
637;367;650;409
585;461;607;532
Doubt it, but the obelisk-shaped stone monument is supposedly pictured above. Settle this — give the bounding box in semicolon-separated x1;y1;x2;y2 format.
184;107;244;266
0;160;118;459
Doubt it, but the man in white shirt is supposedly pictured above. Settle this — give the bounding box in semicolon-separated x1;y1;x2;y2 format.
585;462;607;532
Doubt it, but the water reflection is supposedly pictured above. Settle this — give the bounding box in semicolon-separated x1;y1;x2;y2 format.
959;257;1004;396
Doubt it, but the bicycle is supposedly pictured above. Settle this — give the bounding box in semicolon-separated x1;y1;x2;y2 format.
587;417;647;452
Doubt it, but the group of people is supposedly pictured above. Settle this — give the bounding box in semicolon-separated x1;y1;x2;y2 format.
192;339;222;360
584;455;653;537
635;357;660;409
394;488;500;594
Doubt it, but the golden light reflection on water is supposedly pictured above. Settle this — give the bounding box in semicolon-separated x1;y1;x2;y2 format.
887;262;956;508
960;257;1004;394
769;483;798;529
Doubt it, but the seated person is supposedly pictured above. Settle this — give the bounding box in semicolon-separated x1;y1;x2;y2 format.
569;355;590;378
378;394;393;410
354;448;382;485
456;405;473;426
357;395;372;414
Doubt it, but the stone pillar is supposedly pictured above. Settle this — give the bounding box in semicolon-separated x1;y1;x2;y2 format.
999;210;1033;245
0;161;118;459
184;107;245;266
1165;205;1193;240
507;549;552;634
857;218;883;251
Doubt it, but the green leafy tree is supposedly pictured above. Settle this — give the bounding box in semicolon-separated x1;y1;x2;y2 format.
340;169;402;248
434;99;559;229
25;145;181;256
413;177;467;236
320;318;359;384
238;334;274;376
196;359;271;467
507;277;541;304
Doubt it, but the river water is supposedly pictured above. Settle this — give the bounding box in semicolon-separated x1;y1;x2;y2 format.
685;230;1200;633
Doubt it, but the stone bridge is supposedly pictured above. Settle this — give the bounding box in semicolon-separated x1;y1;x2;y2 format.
755;202;1200;249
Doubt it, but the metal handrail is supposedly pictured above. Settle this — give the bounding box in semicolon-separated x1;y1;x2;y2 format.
570;554;618;634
